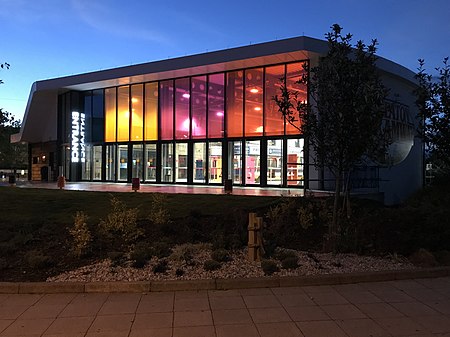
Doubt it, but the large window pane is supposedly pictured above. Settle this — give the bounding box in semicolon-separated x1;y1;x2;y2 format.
267;139;283;185
106;144;116;180
104;88;116;142
176;143;188;182
160;80;174;140
131;84;143;141
228;141;242;184
132;144;143;180
92;89;104;142
246;140;260;184
286;62;307;135
145;143;157;181
208;73;224;138
191;76;207;139
83;91;92;143
145;82;158;140
226;71;243;137
175;78;190;139
117;86;130;142
287;138;304;186
209;142;222;183
118;144;128;181
161;143;173;182
93;145;102;181
245;68;263;136
193;142;206;183
265;65;285;136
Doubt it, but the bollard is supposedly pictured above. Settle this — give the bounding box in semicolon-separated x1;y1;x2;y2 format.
57;175;65;189
248;213;264;261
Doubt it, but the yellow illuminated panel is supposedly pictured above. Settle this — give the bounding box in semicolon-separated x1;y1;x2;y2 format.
104;88;116;142
145;82;158;140
117;86;130;142
131;84;143;141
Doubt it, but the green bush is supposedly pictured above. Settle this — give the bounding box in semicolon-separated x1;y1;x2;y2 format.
130;242;153;268
152;241;172;258
203;260;221;271
99;196;142;250
69;211;92;258
107;251;126;266
281;256;299;269
273;248;297;261
148;193;171;226
152;259;168;274
25;250;53;269
211;248;231;262
261;260;279;275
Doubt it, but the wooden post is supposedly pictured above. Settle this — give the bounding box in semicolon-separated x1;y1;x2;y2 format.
248;213;263;261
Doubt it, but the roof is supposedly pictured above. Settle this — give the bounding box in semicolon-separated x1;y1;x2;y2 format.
13;36;417;143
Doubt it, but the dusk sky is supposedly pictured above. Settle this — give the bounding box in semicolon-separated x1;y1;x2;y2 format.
0;0;449;121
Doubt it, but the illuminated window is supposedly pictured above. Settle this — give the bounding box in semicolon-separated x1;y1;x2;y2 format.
162;143;173;182
131;84;143;141
160;80;174;140
265;65;285;136
267;139;283;185
245;68;263;136
245;140;260;185
191;76;207;139
144;82;158;140
287;138;304;186
145;143;157;181
117;86;130;142
209;141;222;183
226;71;243;137
175;78;190;139
175;143;188;182
104;88;116;142
286;62;307;135
208;73;224;138
193;142;206;183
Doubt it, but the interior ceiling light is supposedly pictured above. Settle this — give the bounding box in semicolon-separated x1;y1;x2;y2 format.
182;93;190;98
216;112;224;117
254;107;261;111
250;88;259;93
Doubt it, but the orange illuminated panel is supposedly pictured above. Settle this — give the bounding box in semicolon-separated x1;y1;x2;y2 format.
226;71;243;137
286;62;307;135
117;86;130;142
245;68;263;137
145;82;158;140
131;84;143;141
104;88;116;142
265;65;285;136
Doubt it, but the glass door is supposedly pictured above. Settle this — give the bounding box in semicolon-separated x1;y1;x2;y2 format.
209;141;222;183
267;139;283;185
228;141;242;184
92;145;102;181
287;138;304;186
176;143;188;183
105;144;116;181
193;142;206;183
161;143;173;183
245;140;260;185
118;144;128;181
132;144;143;181
145;144;157;182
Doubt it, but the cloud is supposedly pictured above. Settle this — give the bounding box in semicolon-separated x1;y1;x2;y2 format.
70;0;171;45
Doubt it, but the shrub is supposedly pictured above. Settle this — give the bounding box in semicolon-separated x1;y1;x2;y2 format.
211;248;231;262
261;260;279;275
273;248;297;261
130;243;153;268
69;211;92;258
152;241;172;258
409;248;438;267
148;193;171;226
281;256;299;269
25;250;53;269
153;259;168;274
99;196;142;249
0;242;17;256
175;268;185;276
203;260;221;271
434;250;450;266
107;251;126;267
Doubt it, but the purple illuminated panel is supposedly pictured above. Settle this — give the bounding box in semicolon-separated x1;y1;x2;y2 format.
175;78;190;139
208;73;224;138
160;80;174;140
191;76;207;138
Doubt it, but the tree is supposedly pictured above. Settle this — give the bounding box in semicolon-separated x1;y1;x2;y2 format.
1;62;28;171
274;24;389;250
415;57;450;171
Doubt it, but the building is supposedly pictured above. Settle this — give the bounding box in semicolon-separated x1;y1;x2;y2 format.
13;36;422;204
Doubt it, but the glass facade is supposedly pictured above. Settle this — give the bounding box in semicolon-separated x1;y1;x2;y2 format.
60;60;307;188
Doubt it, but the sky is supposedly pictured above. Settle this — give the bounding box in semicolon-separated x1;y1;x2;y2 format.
0;0;449;121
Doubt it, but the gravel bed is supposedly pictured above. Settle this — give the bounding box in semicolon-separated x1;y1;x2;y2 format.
47;246;416;283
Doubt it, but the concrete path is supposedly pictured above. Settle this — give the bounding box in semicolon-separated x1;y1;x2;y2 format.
1;277;450;337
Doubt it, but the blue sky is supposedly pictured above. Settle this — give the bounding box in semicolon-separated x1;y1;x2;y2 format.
0;0;449;121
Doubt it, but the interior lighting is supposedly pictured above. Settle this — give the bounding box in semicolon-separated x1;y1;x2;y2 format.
255;126;263;133
254;107;261;111
250;88;259;93
131;98;139;103
216;112;224;117
182;93;190;98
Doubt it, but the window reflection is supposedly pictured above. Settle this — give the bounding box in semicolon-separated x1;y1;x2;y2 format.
226;71;243;137
245;68;263;136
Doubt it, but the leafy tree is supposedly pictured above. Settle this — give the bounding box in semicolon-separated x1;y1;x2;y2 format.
415;57;450;171
1;62;28;171
274;24;389;250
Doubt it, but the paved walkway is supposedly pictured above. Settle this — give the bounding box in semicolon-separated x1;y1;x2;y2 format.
1;277;450;337
4;180;297;197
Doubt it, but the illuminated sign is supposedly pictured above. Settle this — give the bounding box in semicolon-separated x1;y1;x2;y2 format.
71;111;85;163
